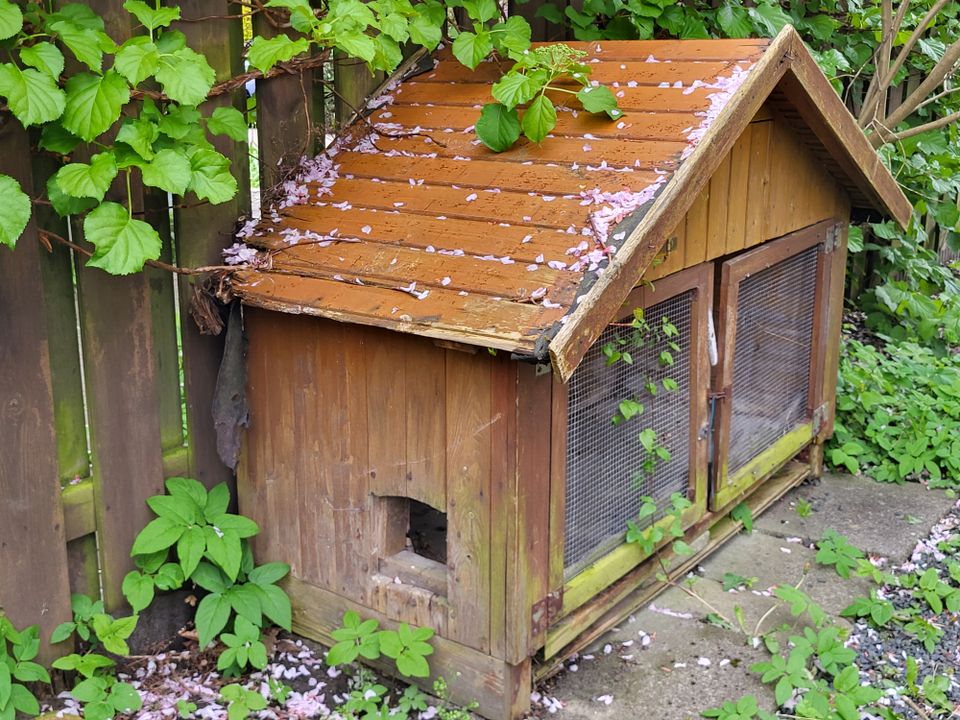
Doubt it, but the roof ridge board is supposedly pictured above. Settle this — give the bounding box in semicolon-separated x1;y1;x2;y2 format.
548;26;796;382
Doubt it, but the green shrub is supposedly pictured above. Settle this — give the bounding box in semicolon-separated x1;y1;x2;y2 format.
829;336;960;486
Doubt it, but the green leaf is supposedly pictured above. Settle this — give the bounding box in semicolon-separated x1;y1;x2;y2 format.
155;47;216;106
452;31;494;70
20;43;65;79
521;94;556;144
83;202;162;275
0;664;11;708
0;0;22;40
748;1;790;36
187;148;238;204
247;35;310;74
122;571;156;613
71;678;107;704
731;502;753;533
475;103;520;153
491;71;541;109
177;526;206;579
207;107;247;142
255;583;292;630
109;682;142;713
336;32;376;63
225;584;263;627
9;685;39;716
114;37;160;86
123;0;181;30
409;7;443;49
0;64;67;126
213;513;260;538
53;152;118;203
63;71;130;142
39;123;82;154
0;174;31;250
46;12;105;72
154;562;185;591
116;118;159;160
142;149;192;195
716;3;752;38
492;15;531;56
195;592;231;647
190;561;230;594
248;562;290;586
50;621;77;644
166;476;208;507
577;85;618;115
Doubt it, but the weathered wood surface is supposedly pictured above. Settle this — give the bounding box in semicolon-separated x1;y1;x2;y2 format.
240;313;505;652
0;123;73;658
235;28;906;380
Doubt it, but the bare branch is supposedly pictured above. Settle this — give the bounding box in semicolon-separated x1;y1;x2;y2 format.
871;108;960;146
885;37;960;128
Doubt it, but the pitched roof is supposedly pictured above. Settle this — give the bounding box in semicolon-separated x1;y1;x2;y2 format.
232;26;910;380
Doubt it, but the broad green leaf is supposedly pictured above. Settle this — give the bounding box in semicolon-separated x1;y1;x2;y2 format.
717;2;752;37
577;85;618;115
0;174;31;249
187;148;238;204
10;684;39;716
225;584;263;626
63;71;130;142
123;0;181;30
39;123;82;154
204;482;231;520
0;0;22;40
336;32;376;63
255;583;292;630
190;561;230;594
155;47;215;106
195;592;231;647
116;118;159;160
84;202;162;274
213;513;260;538
154;562;184;591
409;7;442;49
147;493;198;526
204;526;243;580
109;682;142;713
47;173;98;217
748;1;790;36
47;17;105;72
475;102;520;152
121;571;155;613
20;43;65;78
248;562;290;586
247;35;310;74
114;38;160;86
521;94;556;144
53;152;118;202
50;622;77;644
70;678;106;704
0;64;67;126
13;661;49;683
492;71;540;109
177;526;206;579
492;15;531;56
207;106;247;142
452;30;493;70
141;149;192;195
166;476;208;506
0;664;11;708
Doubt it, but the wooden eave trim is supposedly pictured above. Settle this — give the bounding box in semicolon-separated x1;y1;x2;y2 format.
237;291;540;355
777;32;912;228
548;26;797;383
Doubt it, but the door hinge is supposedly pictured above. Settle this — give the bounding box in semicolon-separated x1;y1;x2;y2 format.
531;591;563;636
823;224;842;253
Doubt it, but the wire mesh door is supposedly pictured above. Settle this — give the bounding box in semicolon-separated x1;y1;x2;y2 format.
561;265;711;594
711;223;831;511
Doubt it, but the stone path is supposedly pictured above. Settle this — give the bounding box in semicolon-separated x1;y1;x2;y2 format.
537;473;957;720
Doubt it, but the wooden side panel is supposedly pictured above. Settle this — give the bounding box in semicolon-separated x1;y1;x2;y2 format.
406;343;447;510
367;334;409;498
504;366;553;663
445;352;493;652
645;108;854;280
0;122;72;657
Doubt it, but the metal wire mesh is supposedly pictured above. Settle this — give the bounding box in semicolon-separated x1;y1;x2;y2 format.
727;246;818;473
564;291;694;578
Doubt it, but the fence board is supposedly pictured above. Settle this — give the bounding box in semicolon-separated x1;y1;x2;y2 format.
0;122;73;657
174;2;250;490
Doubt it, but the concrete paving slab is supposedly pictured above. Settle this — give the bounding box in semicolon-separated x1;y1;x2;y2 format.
549;612;772;720
698;531;875;617
753;474;954;560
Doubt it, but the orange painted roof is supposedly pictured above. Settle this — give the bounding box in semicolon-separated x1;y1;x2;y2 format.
231;27;909;378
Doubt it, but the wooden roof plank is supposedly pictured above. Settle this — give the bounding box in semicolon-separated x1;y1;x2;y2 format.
420;59;745;85
232;271;563;351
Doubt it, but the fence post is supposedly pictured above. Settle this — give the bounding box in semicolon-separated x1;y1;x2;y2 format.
0;122;73;659
71;0;166;611
172;2;250;492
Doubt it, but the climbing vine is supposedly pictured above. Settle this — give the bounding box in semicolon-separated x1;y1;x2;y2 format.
0;0;621;275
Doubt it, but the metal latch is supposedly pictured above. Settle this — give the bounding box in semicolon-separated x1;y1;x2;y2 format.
531;591;563;636
811;402;830;434
822;225;841;253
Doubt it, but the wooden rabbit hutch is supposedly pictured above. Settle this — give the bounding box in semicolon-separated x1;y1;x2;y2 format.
232;27;908;719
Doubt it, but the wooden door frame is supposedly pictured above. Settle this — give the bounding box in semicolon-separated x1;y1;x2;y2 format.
549;262;713;621
710;219;835;511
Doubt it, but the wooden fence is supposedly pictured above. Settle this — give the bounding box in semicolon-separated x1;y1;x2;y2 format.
0;0;384;658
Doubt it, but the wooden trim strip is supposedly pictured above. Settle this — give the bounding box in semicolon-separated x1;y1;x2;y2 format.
549;27;798;382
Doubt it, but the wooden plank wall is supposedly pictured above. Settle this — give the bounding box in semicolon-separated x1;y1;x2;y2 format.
0;1;333;645
645;105;845;281
242;311;557;660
